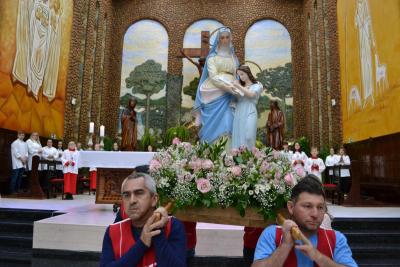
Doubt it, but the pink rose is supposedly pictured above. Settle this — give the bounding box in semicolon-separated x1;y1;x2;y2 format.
230;148;240;156
284;173;294;186
296;167;305;177
182;142;192;151
252;147;259;155
149;159;162;172
231;166;242;176
201;159;214;170
239;145;247;152
189;158;202;172
196;178;212;193
260;160;270;173
172;137;181;145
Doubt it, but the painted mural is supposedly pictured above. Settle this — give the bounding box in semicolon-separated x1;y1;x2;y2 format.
119;19;168;140
338;0;400;142
0;0;73;138
245;20;293;141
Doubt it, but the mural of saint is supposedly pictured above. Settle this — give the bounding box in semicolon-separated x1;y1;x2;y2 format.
12;0;64;101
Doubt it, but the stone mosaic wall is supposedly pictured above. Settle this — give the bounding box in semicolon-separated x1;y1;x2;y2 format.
63;0;343;148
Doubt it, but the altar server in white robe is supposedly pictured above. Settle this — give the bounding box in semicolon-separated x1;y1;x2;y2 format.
291;142;308;177
305;147;326;181
26;132;43;172
41;139;58;191
280;141;293;162
9;132;29;194
55;141;64;178
89;144;100;192
335;147;352;194
62;141;79;200
325;148;337;178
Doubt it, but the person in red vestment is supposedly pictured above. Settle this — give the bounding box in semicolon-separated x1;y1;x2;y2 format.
89;143;100;192
100;172;186;266
61;141;79;200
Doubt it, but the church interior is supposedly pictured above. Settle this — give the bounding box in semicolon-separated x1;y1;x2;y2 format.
0;0;399;266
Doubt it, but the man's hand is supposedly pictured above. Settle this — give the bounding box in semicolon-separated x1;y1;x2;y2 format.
153;207;169;227
140;214;162;247
281;219;298;247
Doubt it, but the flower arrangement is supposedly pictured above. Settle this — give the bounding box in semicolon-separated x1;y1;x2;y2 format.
149;138;301;220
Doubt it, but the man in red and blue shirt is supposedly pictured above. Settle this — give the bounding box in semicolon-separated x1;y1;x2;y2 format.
100;172;186;267
253;175;357;267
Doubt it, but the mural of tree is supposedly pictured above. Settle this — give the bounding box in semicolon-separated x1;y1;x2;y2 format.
257;62;292;99
125;59;167;130
183;77;199;101
256;62;293;138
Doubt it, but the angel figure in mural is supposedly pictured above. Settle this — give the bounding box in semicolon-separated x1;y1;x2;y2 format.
43;0;64;101
12;0;64;101
193;27;240;144
355;0;377;107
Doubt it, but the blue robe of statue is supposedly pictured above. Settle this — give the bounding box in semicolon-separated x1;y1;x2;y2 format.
193;27;239;144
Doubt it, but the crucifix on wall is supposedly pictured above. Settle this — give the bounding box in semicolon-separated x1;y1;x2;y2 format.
178;30;210;76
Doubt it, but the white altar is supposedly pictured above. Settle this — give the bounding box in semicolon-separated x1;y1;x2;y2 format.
78;151;155;169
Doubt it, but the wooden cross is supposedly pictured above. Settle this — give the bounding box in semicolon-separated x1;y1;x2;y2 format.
178;31;210;59
179;31;210;75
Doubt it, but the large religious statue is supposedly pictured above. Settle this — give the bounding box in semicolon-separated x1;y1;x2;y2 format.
266;100;284;150
193;27;239;144
12;0;64;101
121;98;137;151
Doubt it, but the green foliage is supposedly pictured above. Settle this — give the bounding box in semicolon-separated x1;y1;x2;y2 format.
298;136;311;156
140;129;156;151
319;144;330;162
256;62;292;99
125;60;167;130
103;136;113;151
165;126;190;145
183;77;199;101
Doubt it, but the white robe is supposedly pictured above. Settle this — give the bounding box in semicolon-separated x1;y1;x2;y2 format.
334;155;351;177
305;157;326;181
280;150;293;162
325;155;337;175
11;139;29;170
291;151;308;171
42;146;58;170
55;148;63;170
62;149;79;174
26;139;42;171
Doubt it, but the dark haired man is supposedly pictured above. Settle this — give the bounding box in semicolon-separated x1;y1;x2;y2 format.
252;175;357;267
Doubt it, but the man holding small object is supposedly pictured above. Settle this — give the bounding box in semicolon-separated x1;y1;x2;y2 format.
100;172;186;267
252;175;357;267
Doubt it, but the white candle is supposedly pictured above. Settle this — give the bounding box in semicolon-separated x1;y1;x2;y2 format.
100;125;105;137
89;122;94;133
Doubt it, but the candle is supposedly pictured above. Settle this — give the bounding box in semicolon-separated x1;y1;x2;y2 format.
100;125;105;137
89;122;94;134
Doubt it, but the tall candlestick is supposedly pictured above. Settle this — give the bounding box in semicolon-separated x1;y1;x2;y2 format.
89;122;94;133
99;125;105;137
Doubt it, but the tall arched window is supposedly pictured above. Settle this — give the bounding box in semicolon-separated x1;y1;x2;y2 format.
245;20;293;139
180;19;223;123
119;20;168;140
